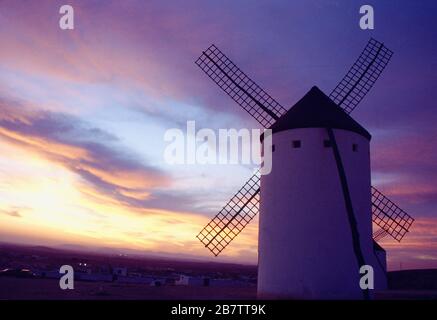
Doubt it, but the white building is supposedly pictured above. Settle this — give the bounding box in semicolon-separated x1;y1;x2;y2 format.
258;87;386;299
112;267;127;277
175;275;210;286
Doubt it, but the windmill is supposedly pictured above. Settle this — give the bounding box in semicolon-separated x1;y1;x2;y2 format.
194;38;414;299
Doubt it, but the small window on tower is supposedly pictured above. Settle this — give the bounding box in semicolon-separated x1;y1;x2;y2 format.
353;144;358;152
292;140;301;148
324;140;332;148
272;144;275;152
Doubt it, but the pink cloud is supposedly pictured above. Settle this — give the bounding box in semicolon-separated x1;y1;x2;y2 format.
380;216;437;270
0;96;172;211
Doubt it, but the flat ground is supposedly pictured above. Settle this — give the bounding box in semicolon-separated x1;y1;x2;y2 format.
0;277;256;300
1;278;437;300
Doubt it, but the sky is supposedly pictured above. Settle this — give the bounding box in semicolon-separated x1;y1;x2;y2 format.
0;0;436;270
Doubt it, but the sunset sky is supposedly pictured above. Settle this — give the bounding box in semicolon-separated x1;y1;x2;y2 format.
0;0;436;270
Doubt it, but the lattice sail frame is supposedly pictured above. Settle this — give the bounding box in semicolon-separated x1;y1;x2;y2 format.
372;227;389;242
196;172;260;256
330;38;393;114
371;186;414;242
195;39;413;256
195;44;287;128
196;181;414;255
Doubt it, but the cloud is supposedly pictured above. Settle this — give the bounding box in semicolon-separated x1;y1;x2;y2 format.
0;96;172;212
380;216;437;270
0;0;293;127
0;209;22;218
371;130;437;209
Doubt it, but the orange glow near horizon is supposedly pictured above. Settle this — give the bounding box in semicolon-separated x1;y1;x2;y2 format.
0;137;258;262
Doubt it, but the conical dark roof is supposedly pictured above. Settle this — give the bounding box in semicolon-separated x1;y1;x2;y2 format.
270;86;371;140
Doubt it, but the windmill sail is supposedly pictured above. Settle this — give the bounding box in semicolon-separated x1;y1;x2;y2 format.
371;186;414;242
330;38;393;114
195;39;414;257
196;44;287;128
372;227;389;242
197;182;414;255
196;171;260;256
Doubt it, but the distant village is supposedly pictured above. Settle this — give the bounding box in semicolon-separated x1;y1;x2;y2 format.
0;243;257;289
38;263;256;288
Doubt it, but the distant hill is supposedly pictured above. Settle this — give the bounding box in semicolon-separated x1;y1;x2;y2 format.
0;241;257;276
389;269;437;290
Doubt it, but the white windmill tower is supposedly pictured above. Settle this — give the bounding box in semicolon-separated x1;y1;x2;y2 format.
195;39;414;299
